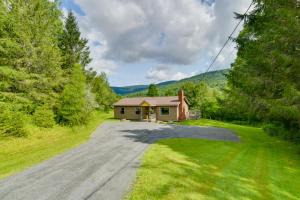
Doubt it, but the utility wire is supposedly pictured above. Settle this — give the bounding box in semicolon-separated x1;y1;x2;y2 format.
205;0;254;73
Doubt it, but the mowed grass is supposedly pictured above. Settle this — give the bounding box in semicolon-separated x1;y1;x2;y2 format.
0;111;113;179
127;119;300;200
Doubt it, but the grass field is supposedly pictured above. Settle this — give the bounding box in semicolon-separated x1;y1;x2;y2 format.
127;119;300;200
0;111;113;179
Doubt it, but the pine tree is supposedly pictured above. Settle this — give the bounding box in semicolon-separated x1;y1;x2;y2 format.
0;0;64;125
59;11;92;70
225;0;300;141
57;64;88;125
1;0;63;75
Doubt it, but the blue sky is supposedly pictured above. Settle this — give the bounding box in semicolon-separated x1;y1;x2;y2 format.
61;0;251;86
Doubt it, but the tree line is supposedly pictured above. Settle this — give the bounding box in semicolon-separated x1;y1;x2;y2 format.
0;0;117;137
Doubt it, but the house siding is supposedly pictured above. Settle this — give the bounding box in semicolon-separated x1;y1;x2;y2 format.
114;106;141;120
114;106;180;121
156;106;178;121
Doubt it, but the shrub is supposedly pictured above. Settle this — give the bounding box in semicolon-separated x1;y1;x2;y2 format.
263;124;283;137
33;105;56;128
57;64;89;126
0;103;26;137
263;123;300;143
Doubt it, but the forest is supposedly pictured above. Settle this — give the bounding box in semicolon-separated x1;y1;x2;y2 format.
0;0;117;137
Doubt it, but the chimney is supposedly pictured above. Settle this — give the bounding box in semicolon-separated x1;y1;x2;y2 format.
178;90;186;121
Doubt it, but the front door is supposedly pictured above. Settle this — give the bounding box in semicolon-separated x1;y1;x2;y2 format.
142;106;150;120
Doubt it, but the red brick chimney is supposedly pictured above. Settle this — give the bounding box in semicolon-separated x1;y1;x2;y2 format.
178;90;186;121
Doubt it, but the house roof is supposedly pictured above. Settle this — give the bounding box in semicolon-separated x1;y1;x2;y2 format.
114;96;181;106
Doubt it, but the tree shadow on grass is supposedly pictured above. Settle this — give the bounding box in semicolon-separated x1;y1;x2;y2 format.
121;127;300;200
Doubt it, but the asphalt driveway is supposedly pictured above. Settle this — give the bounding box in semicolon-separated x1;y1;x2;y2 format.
0;121;239;200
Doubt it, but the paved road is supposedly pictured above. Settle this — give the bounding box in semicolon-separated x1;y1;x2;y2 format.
0;122;239;200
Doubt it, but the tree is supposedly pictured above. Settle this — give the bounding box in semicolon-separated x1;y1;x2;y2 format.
86;69;117;112
33;105;56;128
164;88;175;96
147;84;159;97
57;64;88;125
181;82;221;118
1;0;63;76
59;11;91;70
224;0;300;141
0;0;64;113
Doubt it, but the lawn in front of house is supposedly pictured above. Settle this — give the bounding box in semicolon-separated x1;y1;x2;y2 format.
127;119;300;200
0;111;113;179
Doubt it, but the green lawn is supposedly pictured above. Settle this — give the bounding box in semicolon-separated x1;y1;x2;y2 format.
127;119;300;200
0;111;113;179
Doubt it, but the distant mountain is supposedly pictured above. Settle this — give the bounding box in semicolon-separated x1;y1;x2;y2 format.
112;69;229;96
112;85;149;95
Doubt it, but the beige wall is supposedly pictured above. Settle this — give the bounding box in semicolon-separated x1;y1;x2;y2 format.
156;106;178;121
114;106;141;120
114;105;183;121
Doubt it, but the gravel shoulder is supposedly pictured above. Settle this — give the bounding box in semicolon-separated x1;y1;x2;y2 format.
0;121;239;200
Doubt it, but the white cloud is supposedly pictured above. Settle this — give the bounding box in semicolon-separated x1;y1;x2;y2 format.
146;65;196;82
73;0;252;73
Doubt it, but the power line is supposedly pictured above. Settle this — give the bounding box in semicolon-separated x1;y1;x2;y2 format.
205;0;254;73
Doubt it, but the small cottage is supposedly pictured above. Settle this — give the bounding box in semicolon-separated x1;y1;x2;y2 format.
113;90;189;122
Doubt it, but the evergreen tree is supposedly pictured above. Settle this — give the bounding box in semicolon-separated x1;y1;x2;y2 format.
59;11;92;70
57;64;88;125
225;0;300;141
1;0;63;75
147;84;159;97
0;0;64;107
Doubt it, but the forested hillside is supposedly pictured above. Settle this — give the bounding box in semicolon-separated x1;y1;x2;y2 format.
0;0;116;137
114;69;228;96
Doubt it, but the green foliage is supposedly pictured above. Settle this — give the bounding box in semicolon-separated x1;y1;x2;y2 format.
181;82;221;118
33;105;56;128
147;84;159;97
0;103;26;137
263;123;300;143
0;1;116;134
57;64;88;125
222;0;300;142
59;11;91;70
1;0;63;76
86;69;117;112
164;89;176;96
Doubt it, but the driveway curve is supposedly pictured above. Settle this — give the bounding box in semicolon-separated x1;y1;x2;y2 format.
0;121;239;200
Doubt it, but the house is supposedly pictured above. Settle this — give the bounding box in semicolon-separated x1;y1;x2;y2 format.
113;90;189;121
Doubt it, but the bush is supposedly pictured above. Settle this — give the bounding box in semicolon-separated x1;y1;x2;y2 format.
263;123;300;143
33;105;56;128
263;124;283;137
0;103;26;137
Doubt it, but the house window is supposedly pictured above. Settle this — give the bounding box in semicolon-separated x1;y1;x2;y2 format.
135;107;141;115
120;107;125;114
160;107;170;116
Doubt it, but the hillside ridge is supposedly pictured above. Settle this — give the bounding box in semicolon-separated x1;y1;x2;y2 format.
112;69;229;95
